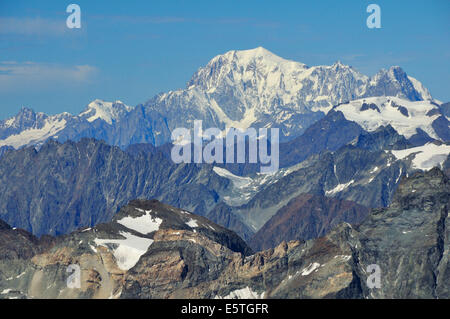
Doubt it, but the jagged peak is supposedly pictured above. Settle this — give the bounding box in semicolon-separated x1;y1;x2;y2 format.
331;60;345;68
389;65;407;77
372;65;406;78
18;106;36;113
2;106;42;125
389;65;403;71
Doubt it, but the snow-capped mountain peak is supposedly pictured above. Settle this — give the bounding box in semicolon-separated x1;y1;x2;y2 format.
79;99;131;124
210;46;304;69
187;47;308;92
365;66;432;101
330;60;346;69
180;47;375;135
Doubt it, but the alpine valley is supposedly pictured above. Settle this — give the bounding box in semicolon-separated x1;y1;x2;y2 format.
0;48;449;299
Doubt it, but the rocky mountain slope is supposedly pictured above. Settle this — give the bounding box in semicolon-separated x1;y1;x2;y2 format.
0;138;228;236
1;168;448;299
202;98;446;177
0;48;437;149
249;194;369;251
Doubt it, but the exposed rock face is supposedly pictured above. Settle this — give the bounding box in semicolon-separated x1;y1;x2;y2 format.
432;115;450;142
363;67;424;101
217;138;449;235
440;102;450;118
0;223;41;260
217;110;417;176
354;168;449;298
277;110;365;169
353;125;412;151
249;194;369;251
443;155;450;177
204;202;255;242
0;138;228;236
0;169;448;299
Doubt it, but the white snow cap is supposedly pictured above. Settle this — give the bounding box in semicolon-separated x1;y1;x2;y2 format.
79;99;131;124
335;96;444;140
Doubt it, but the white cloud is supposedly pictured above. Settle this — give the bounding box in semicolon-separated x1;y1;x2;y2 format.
0;61;98;92
0;17;67;36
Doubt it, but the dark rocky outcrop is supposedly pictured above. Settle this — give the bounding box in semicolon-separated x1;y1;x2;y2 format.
353;125;412;151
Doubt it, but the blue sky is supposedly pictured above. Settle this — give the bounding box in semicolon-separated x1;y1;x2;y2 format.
0;0;449;119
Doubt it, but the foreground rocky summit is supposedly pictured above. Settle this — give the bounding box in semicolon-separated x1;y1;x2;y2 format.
0;168;448;298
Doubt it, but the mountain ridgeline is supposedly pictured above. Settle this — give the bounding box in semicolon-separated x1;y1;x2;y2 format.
0;48;442;151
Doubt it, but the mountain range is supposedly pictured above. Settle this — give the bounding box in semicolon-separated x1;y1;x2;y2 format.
0;168;448;298
0;47;443;151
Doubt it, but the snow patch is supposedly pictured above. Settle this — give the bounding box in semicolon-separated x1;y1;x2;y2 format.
391;143;450;170
301;262;321;276
186;218;199;228
94;232;154;270
117;209;162;235
325;180;355;196
213;167;252;188
215;286;265;299
79;99;131;124
334;255;351;261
